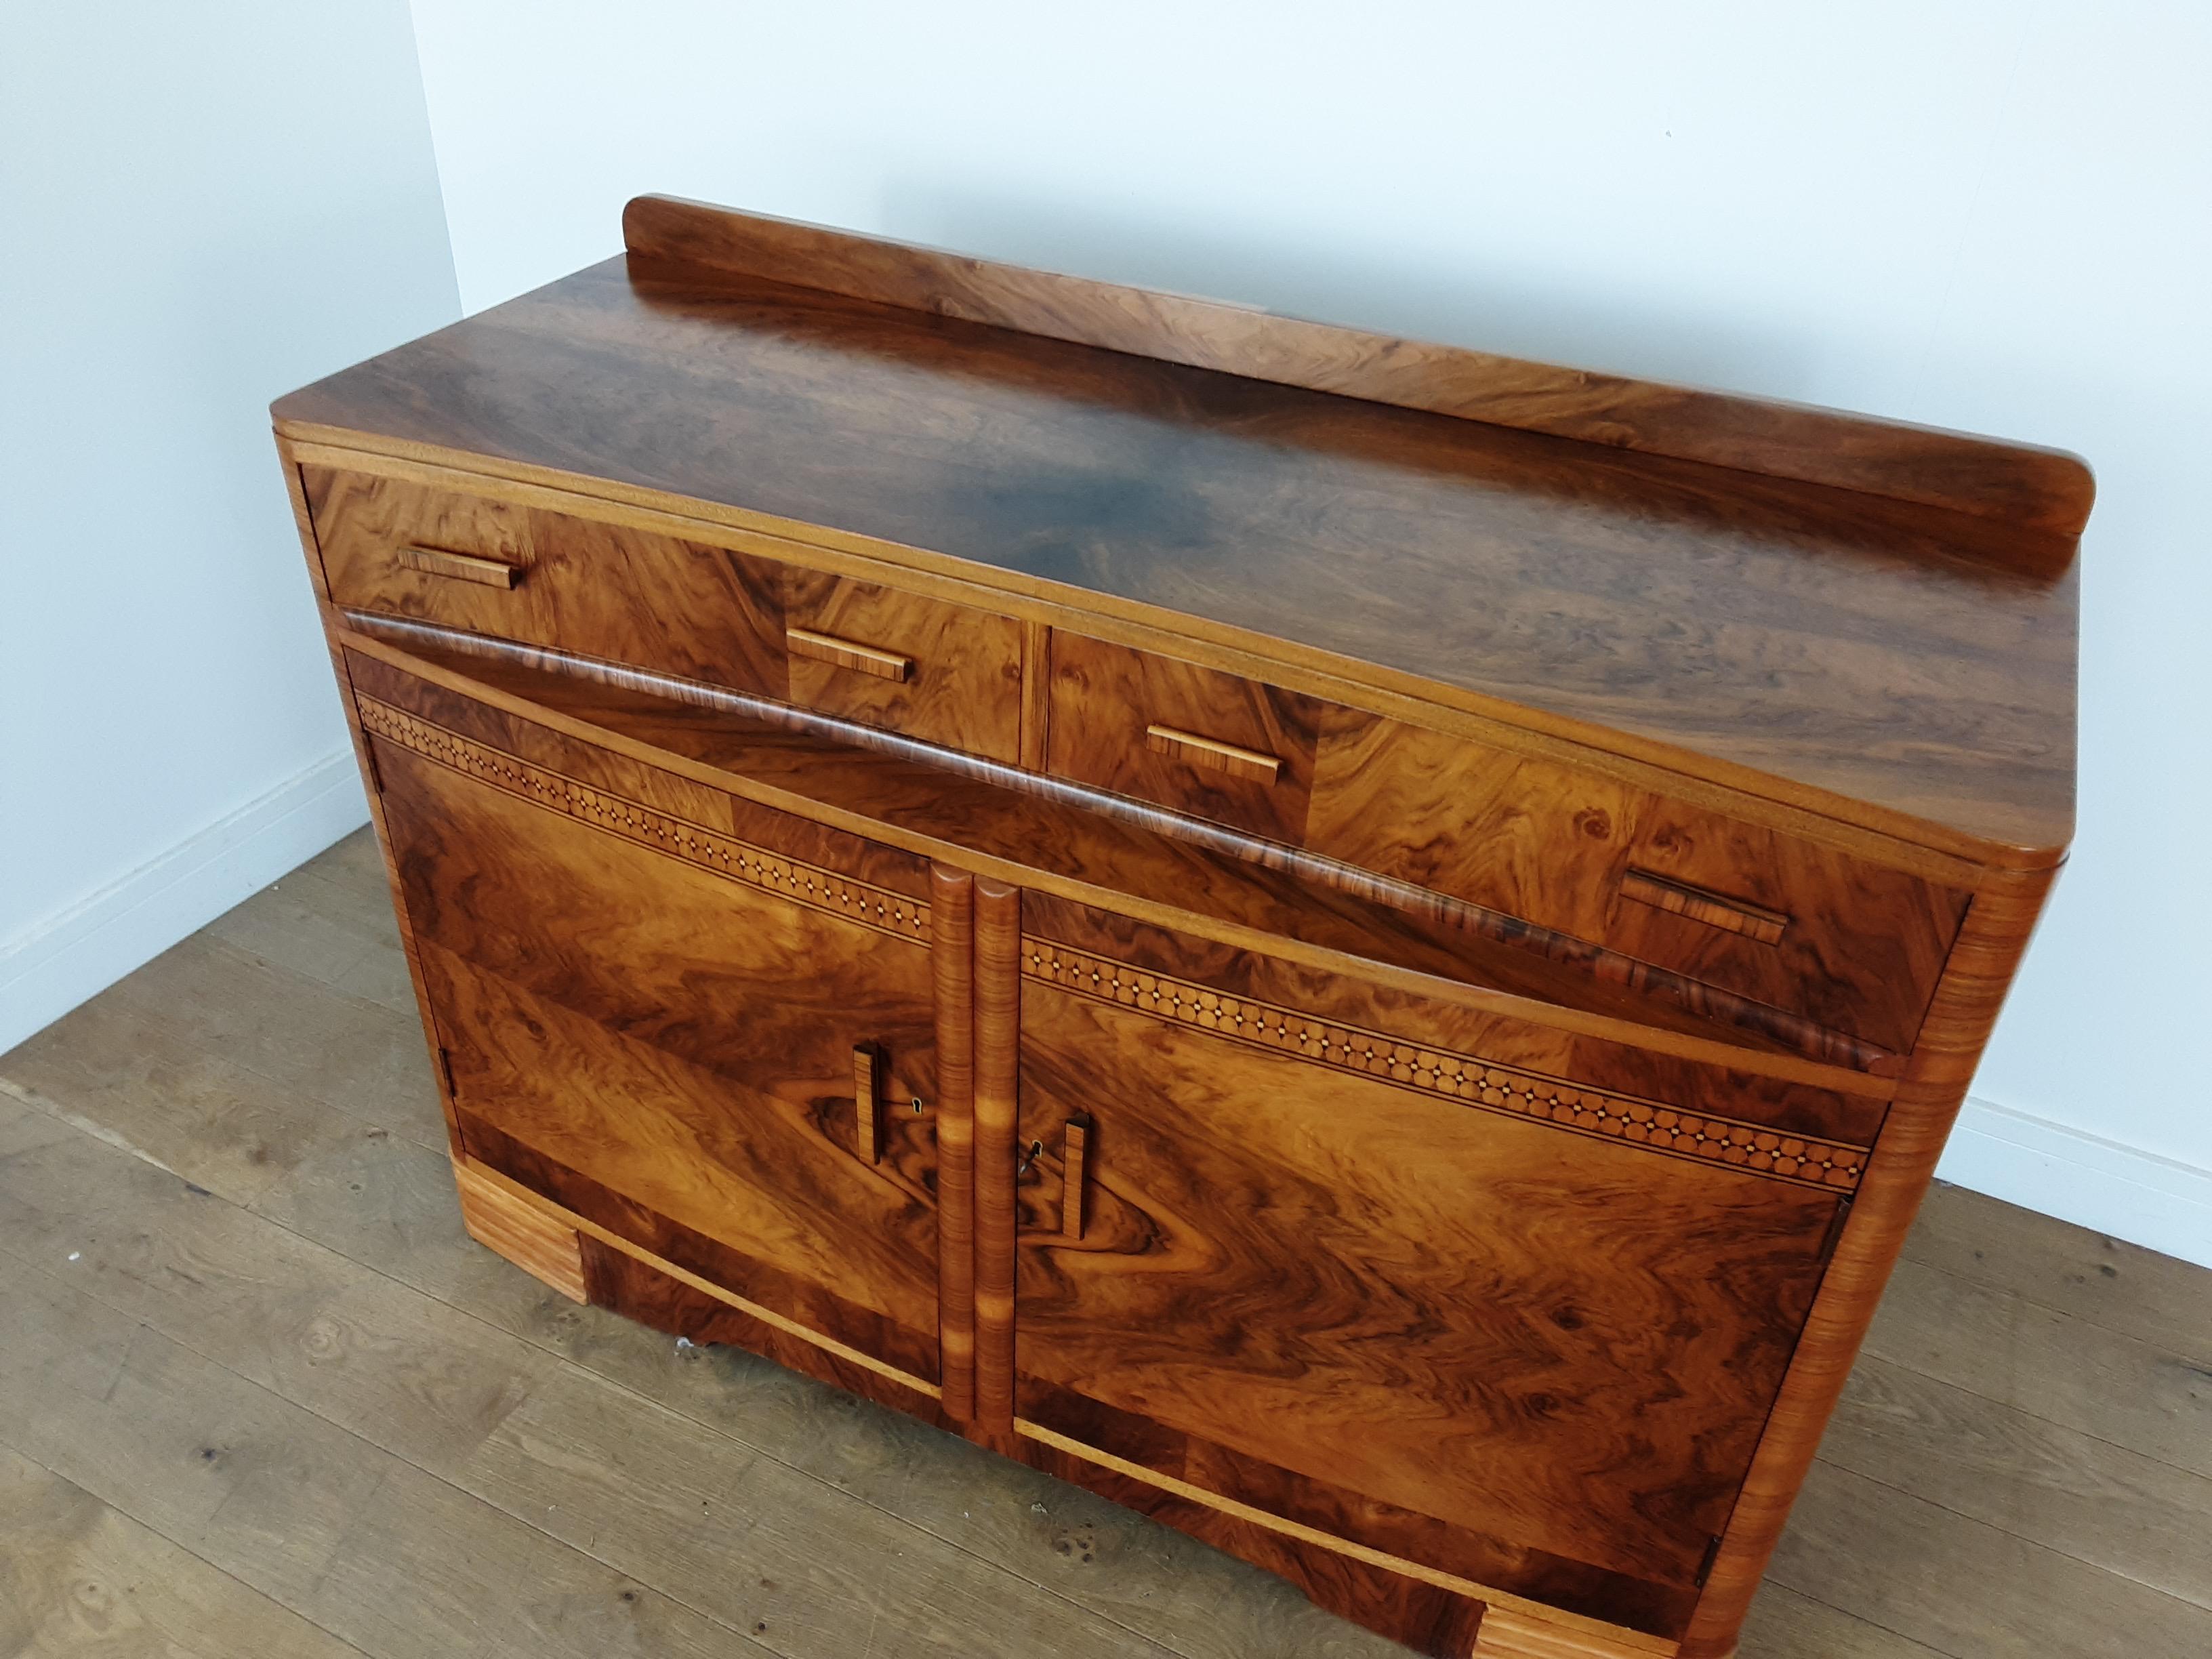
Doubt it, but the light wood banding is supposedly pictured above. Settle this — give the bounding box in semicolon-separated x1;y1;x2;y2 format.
453;1157;586;1302
853;1043;880;1165
1619;869;1791;947
1145;722;1285;785
972;876;1023;1430
787;623;914;682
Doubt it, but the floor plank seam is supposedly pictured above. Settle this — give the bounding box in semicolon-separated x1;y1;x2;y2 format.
0;1241;792;1659
0;1426;382;1659
0;1108;1204;1659
1806;1452;2212;1623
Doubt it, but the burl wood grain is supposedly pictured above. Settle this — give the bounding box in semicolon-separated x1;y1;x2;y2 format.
622;195;2095;539
1023;890;1889;1151
274;237;2080;858
371;736;944;1381
1309;709;1972;1056
1018;1435;1493;1658
307;464;790;699
1677;866;2058;1657
783;566;1025;762
350;622;1898;1074
1048;631;1330;844
579;1232;951;1428
1012;934;1841;1596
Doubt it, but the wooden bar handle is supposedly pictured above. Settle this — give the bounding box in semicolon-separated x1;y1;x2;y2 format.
1061;1115;1090;1240
1620;868;1791;945
789;626;913;682
396;544;524;589
853;1044;880;1164
1143;723;1283;785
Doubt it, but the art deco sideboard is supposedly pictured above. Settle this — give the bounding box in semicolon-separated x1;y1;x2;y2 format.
270;196;2085;1658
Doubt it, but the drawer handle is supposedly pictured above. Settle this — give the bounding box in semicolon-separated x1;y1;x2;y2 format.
1060;1115;1090;1240
789;626;913;682
396;544;523;589
1620;869;1790;945
1145;723;1283;785
853;1044;880;1164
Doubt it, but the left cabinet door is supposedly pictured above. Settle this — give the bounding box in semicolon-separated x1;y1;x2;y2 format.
356;659;946;1386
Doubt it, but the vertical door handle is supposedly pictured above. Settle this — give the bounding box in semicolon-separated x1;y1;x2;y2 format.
853;1044;880;1164
1061;1115;1090;1240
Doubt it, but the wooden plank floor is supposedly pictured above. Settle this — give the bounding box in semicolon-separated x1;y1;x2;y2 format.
3;827;2207;1659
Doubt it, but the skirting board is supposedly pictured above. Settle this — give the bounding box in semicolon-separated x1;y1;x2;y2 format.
1940;1095;2212;1269
0;748;370;1056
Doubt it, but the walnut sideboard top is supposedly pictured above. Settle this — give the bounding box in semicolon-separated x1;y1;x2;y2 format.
272;196;2084;1659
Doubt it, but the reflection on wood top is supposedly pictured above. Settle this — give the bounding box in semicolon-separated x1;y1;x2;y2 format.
274;201;2082;860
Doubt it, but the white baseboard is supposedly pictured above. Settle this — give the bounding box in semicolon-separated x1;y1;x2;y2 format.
1940;1095;2212;1269
0;749;371;1055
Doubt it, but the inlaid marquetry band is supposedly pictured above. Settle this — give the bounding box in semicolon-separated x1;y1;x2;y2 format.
1025;939;1866;1191
356;697;930;944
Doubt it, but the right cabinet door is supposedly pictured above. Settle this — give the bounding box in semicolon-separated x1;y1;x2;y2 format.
1012;905;1852;1637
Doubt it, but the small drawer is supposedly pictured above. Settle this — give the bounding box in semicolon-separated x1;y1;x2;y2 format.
1045;632;1334;844
783;569;1025;763
1307;711;1971;1059
304;466;786;698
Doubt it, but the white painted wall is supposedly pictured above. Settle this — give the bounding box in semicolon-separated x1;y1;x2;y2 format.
0;3;459;1050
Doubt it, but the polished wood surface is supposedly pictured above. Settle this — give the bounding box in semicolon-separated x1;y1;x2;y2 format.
14;833;2190;1659
1012;912;1839;1618
1048;630;1328;843
267;198;2085;1659
371;727;944;1382
932;865;979;1422
340;620;1902;1076
619;197;2093;539
784;568;1025;761
273;230;2081;860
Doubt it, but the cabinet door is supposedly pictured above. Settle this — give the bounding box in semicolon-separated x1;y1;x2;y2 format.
362;678;945;1385
1012;912;1848;1639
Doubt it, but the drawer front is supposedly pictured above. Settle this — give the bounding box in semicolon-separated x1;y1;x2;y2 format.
1307;710;1971;1058
306;466;788;698
1046;632;1332;842
784;567;1025;762
1013;901;1856;1634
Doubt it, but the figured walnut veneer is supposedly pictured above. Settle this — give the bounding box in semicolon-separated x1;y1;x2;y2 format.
275;196;2081;1659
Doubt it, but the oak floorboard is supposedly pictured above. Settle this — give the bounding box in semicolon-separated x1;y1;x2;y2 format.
0;1257;748;1659
1862;1258;2212;1479
0;930;445;1160
1903;1181;2212;1363
1732;1582;1948;1659
1820;1352;2212;1609
0;1103;1197;1659
1767;1460;2210;1658
202;863;417;1019
0;1443;369;1659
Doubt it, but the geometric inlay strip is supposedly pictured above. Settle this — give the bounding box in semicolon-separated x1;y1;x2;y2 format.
356;696;930;945
1023;938;1865;1192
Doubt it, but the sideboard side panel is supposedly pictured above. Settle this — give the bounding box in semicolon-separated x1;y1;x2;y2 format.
1679;864;2057;1656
